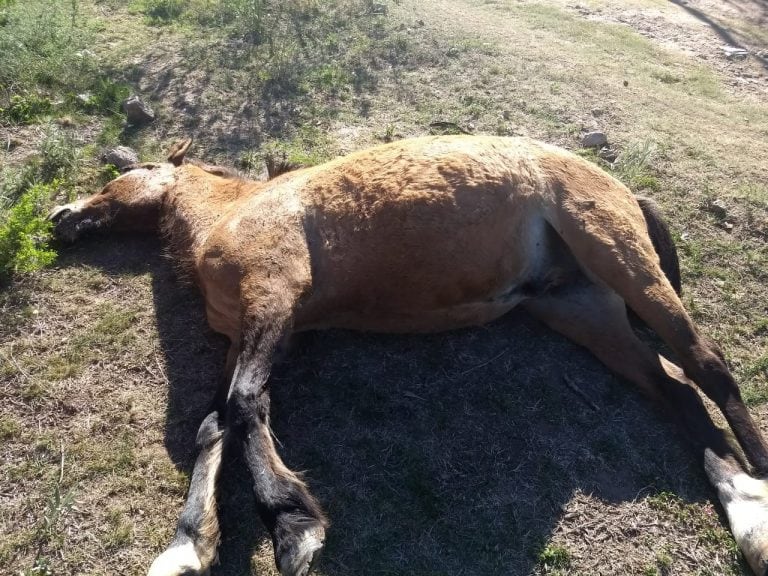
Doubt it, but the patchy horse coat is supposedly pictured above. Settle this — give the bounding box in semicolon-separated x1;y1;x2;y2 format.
49;136;768;576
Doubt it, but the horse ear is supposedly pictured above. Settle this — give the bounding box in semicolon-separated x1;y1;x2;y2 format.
167;138;193;166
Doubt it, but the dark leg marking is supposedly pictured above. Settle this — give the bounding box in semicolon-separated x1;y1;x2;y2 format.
227;320;327;576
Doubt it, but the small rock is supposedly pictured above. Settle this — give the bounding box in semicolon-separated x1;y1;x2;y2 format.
502;110;511;120
708;198;728;219
721;221;734;232
581;131;608;148
623;80;629;87
597;146;617;163
722;45;748;60
102;146;139;169
416;19;425;27
122;95;155;125
591;108;604;117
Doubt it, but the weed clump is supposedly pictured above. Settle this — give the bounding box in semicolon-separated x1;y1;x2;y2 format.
0;182;58;282
538;543;571;571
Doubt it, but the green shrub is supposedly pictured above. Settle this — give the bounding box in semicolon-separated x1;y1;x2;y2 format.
142;0;185;22
538;543;571;570
0;93;53;124
0;182;58;281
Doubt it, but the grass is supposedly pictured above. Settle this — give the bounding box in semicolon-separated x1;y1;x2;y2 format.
1;0;767;574
538;543;571;571
0;0;134;282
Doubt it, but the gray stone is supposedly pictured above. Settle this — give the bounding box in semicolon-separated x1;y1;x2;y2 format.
722;45;748;60
122;95;155;125
102;146;139;169
708;198;728;219
597;146;617;163
581;131;608;148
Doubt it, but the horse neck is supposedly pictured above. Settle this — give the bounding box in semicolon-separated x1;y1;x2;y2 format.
160;170;253;279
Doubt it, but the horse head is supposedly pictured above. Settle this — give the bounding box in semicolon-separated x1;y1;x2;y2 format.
49;139;192;242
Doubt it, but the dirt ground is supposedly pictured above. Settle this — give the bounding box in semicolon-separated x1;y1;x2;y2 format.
2;1;768;575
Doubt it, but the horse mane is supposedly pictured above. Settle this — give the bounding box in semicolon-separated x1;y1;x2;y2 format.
186;159;243;180
188;155;302;181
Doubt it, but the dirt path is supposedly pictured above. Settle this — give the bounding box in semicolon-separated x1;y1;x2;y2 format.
405;0;767;97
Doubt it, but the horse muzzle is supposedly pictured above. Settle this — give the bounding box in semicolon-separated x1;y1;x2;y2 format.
48;202;96;242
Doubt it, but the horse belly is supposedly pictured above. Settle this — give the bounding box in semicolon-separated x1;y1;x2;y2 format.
295;209;547;333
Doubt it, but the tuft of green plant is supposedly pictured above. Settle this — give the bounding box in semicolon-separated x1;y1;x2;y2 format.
612;139;661;192
0;182;58;282
538;543;571;570
260;126;336;169
67;78;131;115
97;163;121;187
38;128;82;183
140;0;185;23
0;161;38;207
0;93;53;124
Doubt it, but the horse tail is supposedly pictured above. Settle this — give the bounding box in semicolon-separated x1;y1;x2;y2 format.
635;195;681;296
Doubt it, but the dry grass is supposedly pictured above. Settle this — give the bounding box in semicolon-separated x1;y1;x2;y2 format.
2;0;768;574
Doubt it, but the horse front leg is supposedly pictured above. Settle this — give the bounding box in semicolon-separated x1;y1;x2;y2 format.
227;316;327;576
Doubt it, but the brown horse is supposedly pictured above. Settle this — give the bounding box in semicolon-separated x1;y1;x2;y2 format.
49;136;768;576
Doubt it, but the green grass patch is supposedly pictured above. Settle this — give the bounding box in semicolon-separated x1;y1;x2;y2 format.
0;415;20;440
103;508;134;549
0;0;96;120
612;140;661;192
46;306;137;380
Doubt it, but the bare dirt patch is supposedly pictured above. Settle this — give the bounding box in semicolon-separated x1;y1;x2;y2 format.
564;0;768;97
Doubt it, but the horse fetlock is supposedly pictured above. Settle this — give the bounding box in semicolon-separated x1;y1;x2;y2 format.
147;540;209;576
274;516;326;576
707;451;768;575
195;411;225;449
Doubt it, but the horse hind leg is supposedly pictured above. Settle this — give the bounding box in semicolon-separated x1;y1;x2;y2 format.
148;412;225;576
523;282;768;575
546;195;768;475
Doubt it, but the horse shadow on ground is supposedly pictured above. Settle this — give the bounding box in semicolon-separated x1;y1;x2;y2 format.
60;235;720;575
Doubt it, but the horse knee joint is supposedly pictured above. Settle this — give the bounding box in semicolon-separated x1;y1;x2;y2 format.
228;387;269;429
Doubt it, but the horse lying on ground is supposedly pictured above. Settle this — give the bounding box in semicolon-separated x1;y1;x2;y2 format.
49;136;768;576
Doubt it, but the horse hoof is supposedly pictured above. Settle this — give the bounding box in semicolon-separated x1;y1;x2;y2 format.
706;450;768;576
275;524;325;576
147;541;207;576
